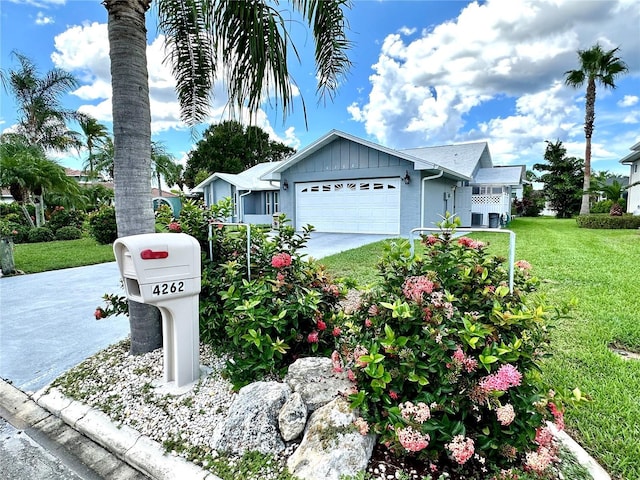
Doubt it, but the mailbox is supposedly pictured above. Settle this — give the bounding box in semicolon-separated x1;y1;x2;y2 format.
114;233;202;390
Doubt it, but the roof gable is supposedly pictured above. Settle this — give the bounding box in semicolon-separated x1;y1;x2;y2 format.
194;161;284;191
472;166;525;185
401;142;491;178
261;130;469;180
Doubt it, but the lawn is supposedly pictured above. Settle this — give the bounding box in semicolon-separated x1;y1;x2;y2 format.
12;237;116;273
323;217;640;480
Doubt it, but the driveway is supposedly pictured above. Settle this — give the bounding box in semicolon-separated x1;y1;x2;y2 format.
0;262;131;392
300;232;397;259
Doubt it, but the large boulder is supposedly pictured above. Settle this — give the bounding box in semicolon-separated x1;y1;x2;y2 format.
287;398;376;480
278;391;307;441
210;381;290;455
284;357;352;412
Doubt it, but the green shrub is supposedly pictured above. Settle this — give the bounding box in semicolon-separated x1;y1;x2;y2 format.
48;206;86;233
55;226;83;241
341;215;579;477
591;199;613;214
27;227;55;243
88;206;118;244
576;213;640;229
200;220;345;390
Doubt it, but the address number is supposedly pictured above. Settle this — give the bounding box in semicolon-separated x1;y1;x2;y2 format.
152;281;185;296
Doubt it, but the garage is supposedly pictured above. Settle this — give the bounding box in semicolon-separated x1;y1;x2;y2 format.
295;178;400;234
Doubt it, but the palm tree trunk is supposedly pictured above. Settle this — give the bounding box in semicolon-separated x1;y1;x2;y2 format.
105;0;161;354
579;136;592;215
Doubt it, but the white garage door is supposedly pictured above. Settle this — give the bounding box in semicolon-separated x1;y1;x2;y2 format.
295;178;400;234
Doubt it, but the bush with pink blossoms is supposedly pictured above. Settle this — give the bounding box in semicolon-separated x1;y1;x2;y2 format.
341;215;578;477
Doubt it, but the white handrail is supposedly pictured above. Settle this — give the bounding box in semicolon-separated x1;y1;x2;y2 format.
409;227;516;293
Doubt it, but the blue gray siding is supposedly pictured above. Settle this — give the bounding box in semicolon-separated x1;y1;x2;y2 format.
278;137;460;235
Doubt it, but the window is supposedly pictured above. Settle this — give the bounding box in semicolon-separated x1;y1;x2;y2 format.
311;185;319;192
265;191;280;214
360;182;370;190
322;184;331;192
233;192;238;216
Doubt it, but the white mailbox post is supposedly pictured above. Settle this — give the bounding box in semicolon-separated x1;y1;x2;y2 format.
114;233;201;389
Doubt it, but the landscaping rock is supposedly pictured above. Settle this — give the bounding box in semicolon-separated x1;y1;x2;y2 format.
278;391;307;441
287;398;376;480
284;357;352;412
210;381;290;455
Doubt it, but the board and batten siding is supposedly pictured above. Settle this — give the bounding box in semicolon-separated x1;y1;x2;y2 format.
279;137;431;235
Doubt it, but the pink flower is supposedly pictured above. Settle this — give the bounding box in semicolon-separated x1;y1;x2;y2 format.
368;304;379;316
515;259;532;270
451;346;478;373
307;331;319;343
331;351;343;373
317;319;327;331
399;401;431;423
365;318;373;328
549;403;565;431
168;221;181;232
354;417;369;435
424;234;440;246
353;346;369;367
535;427;554;448
446;435;475;465
332;326;341;337
276;272;285;282
347;369;356;382
496;404;516;426
271;252;292;268
397;426;430;452
458;236;485;249
402;276;435;304
94;308;104;320
479;364;522;392
389;391;399;400
525;446;554;473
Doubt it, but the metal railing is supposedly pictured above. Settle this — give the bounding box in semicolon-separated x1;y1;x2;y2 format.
409;227;516;293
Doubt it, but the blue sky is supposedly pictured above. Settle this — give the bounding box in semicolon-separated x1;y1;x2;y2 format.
1;0;639;179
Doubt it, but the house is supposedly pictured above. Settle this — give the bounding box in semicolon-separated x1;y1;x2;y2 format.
620;140;640;213
256;130;524;235
194;161;284;225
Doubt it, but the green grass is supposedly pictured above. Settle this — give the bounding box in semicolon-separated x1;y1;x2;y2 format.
325;217;640;480
13;237;115;273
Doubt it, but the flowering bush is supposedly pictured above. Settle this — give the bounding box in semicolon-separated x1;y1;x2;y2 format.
341;215;576;477
200;218;345;389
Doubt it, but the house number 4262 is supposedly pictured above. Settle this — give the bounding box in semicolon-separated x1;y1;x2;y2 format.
152;281;185;296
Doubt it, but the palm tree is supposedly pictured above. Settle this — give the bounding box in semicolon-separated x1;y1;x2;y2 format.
0;51;82;152
78;116;109;179
564;43;629;215
93;136;115;180
0;134;81;226
151;141;179;197
102;0;353;354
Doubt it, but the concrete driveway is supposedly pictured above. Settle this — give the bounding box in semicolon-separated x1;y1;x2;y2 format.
300;232;397;259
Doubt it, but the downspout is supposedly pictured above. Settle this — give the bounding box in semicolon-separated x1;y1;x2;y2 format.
420;170;444;228
239;190;252;223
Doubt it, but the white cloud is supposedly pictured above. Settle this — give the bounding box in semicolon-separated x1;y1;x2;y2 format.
619;95;639;108
35;11;54;25
9;0;65;7
348;0;639;167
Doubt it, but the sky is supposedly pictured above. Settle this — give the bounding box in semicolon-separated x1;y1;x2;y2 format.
1;0;639;180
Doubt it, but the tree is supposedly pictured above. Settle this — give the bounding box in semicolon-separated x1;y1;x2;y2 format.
78;116;110;179
564;43;629;215
0;134;81;226
93;136;115;180
0;51;82;152
183;120;295;188
533;140;584;218
102;0;352;354
151;141;182;196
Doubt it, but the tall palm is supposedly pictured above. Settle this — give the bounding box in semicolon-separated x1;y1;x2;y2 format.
93;136;115;180
0;51;82;152
78;116;109;179
151;141;178;196
102;0;353;354
564;44;628;215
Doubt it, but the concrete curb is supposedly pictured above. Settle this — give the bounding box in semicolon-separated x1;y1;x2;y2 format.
548;422;611;480
35;386;222;480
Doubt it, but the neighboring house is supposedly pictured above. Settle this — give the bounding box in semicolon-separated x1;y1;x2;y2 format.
620;140;640;213
257;130;524;235
194;161;284;225
1;188;13;204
